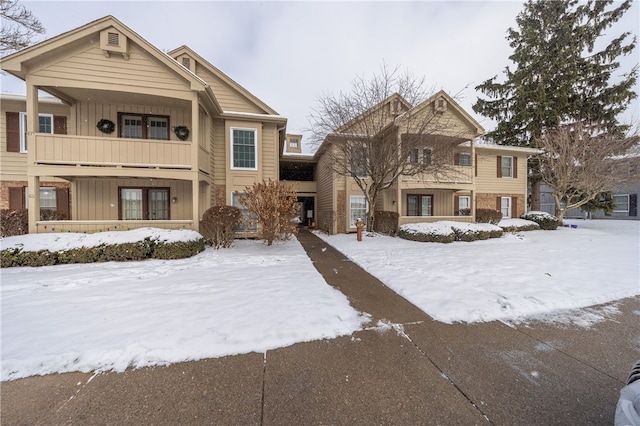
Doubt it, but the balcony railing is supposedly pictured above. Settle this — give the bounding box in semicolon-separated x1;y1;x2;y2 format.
32;134;193;170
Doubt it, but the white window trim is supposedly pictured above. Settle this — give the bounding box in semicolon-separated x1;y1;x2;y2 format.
230;127;258;171
501;196;512;218
20;112;53;153
613;194;630;213
24;186;56;210
232;191;258;231
349;195;368;228
459;195;471;210
501;156;514;178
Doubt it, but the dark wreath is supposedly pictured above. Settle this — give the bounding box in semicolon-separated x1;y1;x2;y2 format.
96;119;115;134
174;125;190;141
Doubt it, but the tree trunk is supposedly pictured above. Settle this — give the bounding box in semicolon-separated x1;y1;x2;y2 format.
530;180;541;211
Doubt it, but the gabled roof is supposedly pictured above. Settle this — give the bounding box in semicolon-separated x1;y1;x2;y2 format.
398;90;485;137
168;45;280;116
336;93;412;134
0;16;222;113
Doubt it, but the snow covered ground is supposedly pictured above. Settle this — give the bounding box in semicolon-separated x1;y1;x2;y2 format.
0;234;366;381
1;219;638;381
317;219;639;324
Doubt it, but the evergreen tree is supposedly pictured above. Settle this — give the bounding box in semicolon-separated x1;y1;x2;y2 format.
473;0;637;146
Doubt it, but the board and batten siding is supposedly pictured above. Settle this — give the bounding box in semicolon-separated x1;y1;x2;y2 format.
31;40;192;100
194;63;264;114
315;148;336;234
74;178;192;221
72;101;190;140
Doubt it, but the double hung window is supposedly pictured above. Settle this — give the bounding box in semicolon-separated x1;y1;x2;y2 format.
349;195;367;228
231;128;257;169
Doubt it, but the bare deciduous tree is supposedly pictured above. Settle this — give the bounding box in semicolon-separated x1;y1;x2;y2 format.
535;123;639;220
308;64;468;231
1;0;45;55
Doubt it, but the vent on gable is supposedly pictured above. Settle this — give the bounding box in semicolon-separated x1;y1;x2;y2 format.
178;55;195;73
434;96;447;114
100;28;129;60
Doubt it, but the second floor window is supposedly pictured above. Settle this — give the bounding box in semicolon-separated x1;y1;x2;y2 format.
409;148;432;166
120;114;169;140
456;152;471;166
500;156;514;177
20;112;53;152
231;128;257;169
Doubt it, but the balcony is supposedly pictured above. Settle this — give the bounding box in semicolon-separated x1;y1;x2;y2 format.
31;134;194;171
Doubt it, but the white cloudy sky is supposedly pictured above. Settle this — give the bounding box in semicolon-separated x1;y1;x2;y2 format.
2;1;638;152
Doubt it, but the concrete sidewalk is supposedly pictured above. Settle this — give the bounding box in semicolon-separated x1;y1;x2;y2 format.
2;230;638;425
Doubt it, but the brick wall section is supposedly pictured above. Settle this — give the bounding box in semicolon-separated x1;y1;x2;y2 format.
213;184;226;206
476;193;525;218
336;190;346;233
0;181;71;210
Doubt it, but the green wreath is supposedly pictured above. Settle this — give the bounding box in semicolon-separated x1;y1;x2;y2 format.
174;125;190;141
96;119;115;134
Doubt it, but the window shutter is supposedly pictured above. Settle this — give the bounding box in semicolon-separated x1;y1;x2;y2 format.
497;156;502;178
6;112;20;152
454;196;459;216
454;152;460;165
56;187;70;218
629;194;637;217
496;196;501;211
511;196;518;218
513;157;518;178
54;116;67;135
9;187;25;209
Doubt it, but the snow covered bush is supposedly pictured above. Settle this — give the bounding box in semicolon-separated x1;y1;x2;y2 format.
521;211;561;230
398;221;503;243
499;219;540;232
151;239;205;260
373;210;399;236
1;228;206;267
475;208;503;225
398;223;456;243
201;205;243;249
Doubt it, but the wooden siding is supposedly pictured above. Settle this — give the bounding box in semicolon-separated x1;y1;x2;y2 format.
32;134;192;169
1;99;70;180
74;178;192;220
33;40;191;99
315;147;336;234
212;118;226;185
194;63;263;114
72;101;191;139
475;149;528;194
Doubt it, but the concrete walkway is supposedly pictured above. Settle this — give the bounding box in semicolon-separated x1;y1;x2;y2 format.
2;230;638;425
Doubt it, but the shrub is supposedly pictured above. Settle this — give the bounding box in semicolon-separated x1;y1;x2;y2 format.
238;180;299;246
0;209;28;237
458;208;471;216
476;208;503;225
398;224;456;243
373;211;399;236
201;205;244;249
39;209;69;221
100;240;154;262
57;246;104;264
152;239;205;259
520;211;561;230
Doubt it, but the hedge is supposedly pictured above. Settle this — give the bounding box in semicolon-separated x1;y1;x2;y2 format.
1;238;205;268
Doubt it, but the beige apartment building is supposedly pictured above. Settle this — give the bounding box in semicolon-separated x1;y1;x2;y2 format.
1;15;539;236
